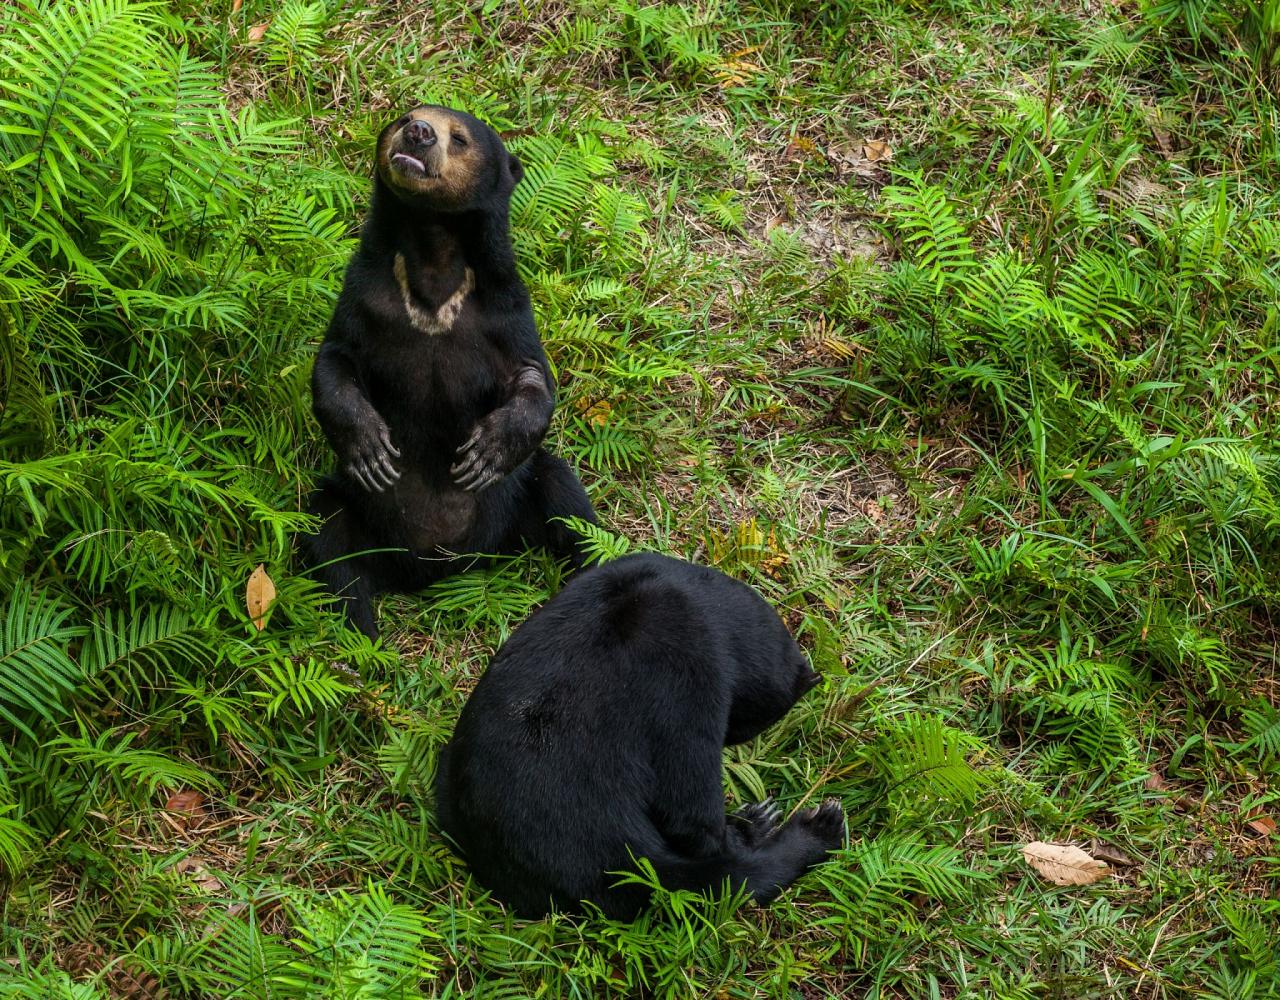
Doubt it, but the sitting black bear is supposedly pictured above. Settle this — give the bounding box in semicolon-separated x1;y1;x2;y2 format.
304;105;596;639
435;552;845;919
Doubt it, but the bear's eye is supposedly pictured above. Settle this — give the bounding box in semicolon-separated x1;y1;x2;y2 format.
452;132;468;147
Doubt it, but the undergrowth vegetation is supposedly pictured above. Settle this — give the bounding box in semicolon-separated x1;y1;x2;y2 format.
1;0;1277;996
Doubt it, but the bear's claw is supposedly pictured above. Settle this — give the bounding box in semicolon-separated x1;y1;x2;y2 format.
731;798;784;847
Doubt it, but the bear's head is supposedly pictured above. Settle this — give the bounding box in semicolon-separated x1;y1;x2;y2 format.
723;597;821;746
375;105;523;211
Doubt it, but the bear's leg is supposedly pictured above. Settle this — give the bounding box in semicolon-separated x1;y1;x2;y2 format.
514;449;597;569
304;483;383;640
646;800;846;908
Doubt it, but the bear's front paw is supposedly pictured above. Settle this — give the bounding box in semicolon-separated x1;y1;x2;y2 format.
730;799;783;848
795;799;846;852
344;424;401;493
451;416;514;493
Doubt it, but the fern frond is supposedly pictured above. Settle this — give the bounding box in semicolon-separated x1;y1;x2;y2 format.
0;0;160;212
0;804;38;877
50;731;219;797
0;583;87;739
883;176;974;291
252;657;356;719
287;884;441;992
83;605;212;698
510;135;595;235
869;713;989;811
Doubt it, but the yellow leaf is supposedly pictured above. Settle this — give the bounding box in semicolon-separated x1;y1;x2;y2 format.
246;20;269;41
1022;842;1111;885
246;564;276;631
585;400;611;426
715;48;764;88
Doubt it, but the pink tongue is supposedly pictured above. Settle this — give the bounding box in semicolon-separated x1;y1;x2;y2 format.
393;153;424;170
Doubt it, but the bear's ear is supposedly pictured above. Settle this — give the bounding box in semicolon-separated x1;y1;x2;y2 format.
507;152;524;187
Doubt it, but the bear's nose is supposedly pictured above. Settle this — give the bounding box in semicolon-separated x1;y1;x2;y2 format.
404;119;437;148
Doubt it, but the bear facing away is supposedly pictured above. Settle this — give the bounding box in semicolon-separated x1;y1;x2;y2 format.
304;105;596;639
435;552;845;920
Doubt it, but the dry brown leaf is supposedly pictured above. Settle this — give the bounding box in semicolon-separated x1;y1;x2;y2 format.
1245;813;1277;837
165;790;205;814
230;0;243;12
246;21;269;41
164;789;206;832
862;139;893;162
246;564;276;631
1022;841;1111;885
1090;841;1136;867
1144;771;1166;791
176;858;225;893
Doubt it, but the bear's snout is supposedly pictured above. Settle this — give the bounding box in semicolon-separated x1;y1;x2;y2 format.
404;119;437;148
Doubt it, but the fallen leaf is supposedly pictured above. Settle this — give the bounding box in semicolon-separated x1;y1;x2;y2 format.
1090;841;1136;867
165;790;205;814
1245;813;1277;837
231;0;242;11
782;137;821;162
1022;841;1111;885
584;400;611;426
715;45;765;88
1145;771;1166;791
246;564;276;631
760;553;789;579
246;20;269;41
164;789;207;832
176;858;225;893
861;139;893;162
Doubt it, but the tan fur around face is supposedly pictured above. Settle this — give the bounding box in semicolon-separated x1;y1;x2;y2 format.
377;108;482;205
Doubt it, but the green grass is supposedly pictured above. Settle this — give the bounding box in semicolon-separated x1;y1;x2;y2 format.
1;0;1278;996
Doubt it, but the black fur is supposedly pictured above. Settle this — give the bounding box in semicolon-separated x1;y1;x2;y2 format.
435;552;845;919
304;106;596;639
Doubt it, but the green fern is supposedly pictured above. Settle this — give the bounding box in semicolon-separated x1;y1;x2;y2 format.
0;804;37;877
287;884;441;992
882;176;975;291
0;583;87;739
49;731;219;798
252;657;357;719
0;0;160;213
812;838;985;965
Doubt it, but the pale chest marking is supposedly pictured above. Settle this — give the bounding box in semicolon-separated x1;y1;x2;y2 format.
394;252;474;335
